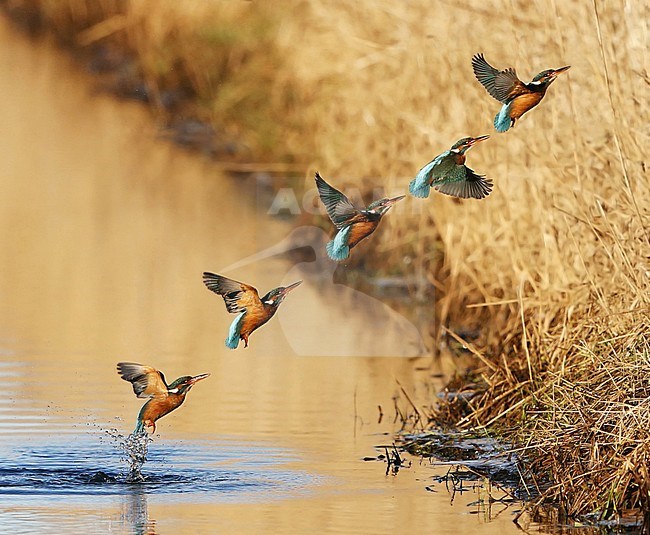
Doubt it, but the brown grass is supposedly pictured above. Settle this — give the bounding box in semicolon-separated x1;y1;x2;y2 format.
3;0;648;521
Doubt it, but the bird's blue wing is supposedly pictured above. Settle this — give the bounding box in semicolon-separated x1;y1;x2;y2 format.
410;151;454;198
430;151;457;177
432;166;493;200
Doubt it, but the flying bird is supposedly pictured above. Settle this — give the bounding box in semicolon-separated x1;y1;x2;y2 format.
117;362;209;435
315;172;405;261
472;53;570;132
409;136;492;200
202;272;301;348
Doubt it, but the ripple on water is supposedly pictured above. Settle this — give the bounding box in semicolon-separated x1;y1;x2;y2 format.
0;433;319;501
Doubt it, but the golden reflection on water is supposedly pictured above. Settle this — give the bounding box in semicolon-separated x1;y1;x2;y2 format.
0;16;527;534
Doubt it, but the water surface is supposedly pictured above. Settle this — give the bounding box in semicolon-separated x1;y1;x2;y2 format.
0;16;527;534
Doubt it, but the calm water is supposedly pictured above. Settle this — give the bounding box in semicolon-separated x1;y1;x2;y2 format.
0;16;531;534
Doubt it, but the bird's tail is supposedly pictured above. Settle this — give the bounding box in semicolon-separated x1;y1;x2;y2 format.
494;104;511;132
409;161;435;198
225;311;246;349
133;419;147;436
326;226;351;261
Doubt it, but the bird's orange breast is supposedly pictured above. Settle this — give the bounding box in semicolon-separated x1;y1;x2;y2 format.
510;91;545;119
141;395;185;423
348;221;379;248
240;306;275;336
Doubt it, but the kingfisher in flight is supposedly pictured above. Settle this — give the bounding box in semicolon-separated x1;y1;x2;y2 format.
117;362;209;435
202;272;301;348
409;136;492;200
472;53;570;132
315;172;405;261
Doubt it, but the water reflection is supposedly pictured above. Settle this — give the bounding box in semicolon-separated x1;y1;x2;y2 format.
122;492;156;535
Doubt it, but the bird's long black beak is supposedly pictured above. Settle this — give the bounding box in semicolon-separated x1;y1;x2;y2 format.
280;280;302;295
470;135;490;145
188;373;210;385
551;65;570;76
384;194;406;206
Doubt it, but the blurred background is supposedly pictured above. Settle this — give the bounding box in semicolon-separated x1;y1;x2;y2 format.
0;0;647;533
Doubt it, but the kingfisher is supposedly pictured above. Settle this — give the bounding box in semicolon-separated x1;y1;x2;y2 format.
202;272;301;348
315;172;405;261
117;362;209;435
472;53;570;132
409;136;492;200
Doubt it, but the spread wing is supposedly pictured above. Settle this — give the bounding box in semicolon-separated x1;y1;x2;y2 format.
472;53;526;103
202;272;262;313
315;172;360;229
428;151;458;178
117;362;168;398
433;165;493;200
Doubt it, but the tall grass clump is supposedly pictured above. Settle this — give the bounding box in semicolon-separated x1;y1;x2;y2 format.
273;2;648;518
3;0;648;520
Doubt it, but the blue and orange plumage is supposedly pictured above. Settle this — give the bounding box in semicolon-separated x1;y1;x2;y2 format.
472;53;570;132
409;136;492;200
202;273;301;349
315;172;404;261
117;362;209;435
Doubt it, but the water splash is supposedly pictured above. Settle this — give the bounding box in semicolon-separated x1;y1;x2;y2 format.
0;433;313;499
105;427;153;482
122;430;152;482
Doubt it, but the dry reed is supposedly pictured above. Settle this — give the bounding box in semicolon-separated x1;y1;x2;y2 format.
2;0;648;521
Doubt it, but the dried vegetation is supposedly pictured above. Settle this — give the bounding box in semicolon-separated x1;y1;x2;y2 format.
2;0;648;521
